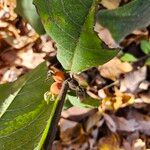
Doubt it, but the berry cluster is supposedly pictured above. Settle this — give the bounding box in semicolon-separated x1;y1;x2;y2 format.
50;71;65;95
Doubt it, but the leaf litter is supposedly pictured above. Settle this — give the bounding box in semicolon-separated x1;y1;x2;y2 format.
0;0;55;84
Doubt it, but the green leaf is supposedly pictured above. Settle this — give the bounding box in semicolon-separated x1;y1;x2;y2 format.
141;40;150;55
67;94;99;108
0;63;58;150
121;53;137;62
63;99;73;110
97;0;150;42
15;0;45;35
34;0;117;72
145;58;150;66
82;97;100;108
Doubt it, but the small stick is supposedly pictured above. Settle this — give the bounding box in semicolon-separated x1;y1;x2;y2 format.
103;80;119;90
44;80;69;150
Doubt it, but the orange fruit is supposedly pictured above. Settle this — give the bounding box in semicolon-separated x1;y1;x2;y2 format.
50;82;62;95
53;71;65;82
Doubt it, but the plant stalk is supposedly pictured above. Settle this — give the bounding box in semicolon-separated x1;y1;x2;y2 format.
44;80;69;150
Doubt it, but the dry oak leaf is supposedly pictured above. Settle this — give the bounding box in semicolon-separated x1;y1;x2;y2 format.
16;49;45;69
113;116;139;132
95;23;119;49
99;57;132;81
127;110;150;136
132;139;146;150
85;112;103;132
61;106;96;122
59;118;84;144
108;110;150;135
1;31;38;49
140;92;150;104
120;67;147;93
98;134;122;150
114;87;134;109
99;88;134;112
122;138;146;150
103;113;117;132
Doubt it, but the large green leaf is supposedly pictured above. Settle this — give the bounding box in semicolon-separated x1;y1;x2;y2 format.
0;63;57;150
15;0;45;35
97;0;150;42
34;0;117;72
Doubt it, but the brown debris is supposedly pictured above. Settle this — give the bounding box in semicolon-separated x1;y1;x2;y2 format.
99;57;133;81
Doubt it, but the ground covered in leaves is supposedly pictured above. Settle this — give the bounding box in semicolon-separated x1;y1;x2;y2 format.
0;0;150;150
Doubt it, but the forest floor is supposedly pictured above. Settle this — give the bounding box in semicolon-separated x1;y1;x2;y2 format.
0;0;149;150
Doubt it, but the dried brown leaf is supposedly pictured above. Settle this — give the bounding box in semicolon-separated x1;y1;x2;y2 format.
113;116;139;132
61;106;96;122
59;118;84;143
99;88;134;112
120;67;147;93
85;112;103;132
101;0;121;9
95;23;119;49
99;57;132;81
140;92;150;104
103;113;117;132
98;134;121;150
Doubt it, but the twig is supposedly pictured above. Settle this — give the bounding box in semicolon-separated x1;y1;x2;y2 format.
116;50;124;58
103;80;119;90
44;80;69;150
117;50;150;62
134;54;150;63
